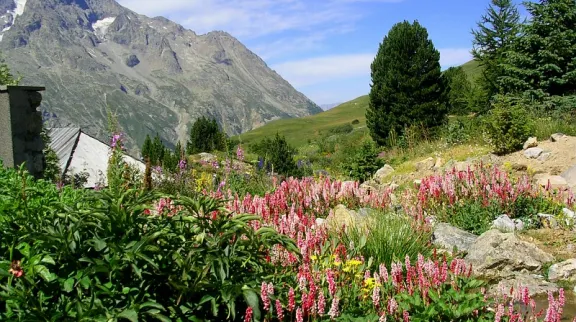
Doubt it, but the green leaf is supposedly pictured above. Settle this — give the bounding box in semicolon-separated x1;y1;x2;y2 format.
243;288;261;321
79;276;91;289
117;309;139;322
41;255;56;265
63;278;75;293
35;265;56;282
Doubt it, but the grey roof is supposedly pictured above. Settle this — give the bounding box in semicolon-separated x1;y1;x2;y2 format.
46;127;81;174
47;128;145;188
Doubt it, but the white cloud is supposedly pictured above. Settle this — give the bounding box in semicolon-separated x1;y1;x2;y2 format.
117;0;389;39
271;47;472;88
439;48;472;68
271;53;374;87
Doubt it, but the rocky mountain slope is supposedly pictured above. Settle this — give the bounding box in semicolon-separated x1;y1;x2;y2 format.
0;0;321;152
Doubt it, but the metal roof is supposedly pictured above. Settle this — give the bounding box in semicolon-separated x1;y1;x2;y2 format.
48;128;145;188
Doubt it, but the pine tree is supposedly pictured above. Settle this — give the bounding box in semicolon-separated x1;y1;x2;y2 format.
186;116;227;154
471;0;521;110
151;133;165;165
141;134;152;161
265;133;297;177
443;66;473;115
367;20;446;146
500;0;576;101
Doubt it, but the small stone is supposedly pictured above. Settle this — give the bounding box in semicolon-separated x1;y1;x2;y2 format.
433;157;444;169
492;214;524;232
563;208;575;219
315;218;326;227
523;137;538;150
389;183;399;190
550;133;566;142
538;213;559;229
416;157;435;171
537;152;551;162
413;179;422;186
373;164;395;184
524;147;543;159
548;259;576;283
534;174;568;190
512;163;528;171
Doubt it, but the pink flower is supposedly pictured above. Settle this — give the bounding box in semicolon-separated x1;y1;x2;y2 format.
495;304;504;322
296;307;303;322
403;310;410;322
261;282;270;311
326;269;336;296
275;300;284;320
387;298;398;315
244;307;253;322
318;290;326;315
328;297;340;319
288;287;296;311
372;284;380;308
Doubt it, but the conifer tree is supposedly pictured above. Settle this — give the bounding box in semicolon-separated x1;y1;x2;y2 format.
141;134;152;161
443;66;473;115
471;0;521;110
186;116;226;154
500;0;576;101
367;20;446;146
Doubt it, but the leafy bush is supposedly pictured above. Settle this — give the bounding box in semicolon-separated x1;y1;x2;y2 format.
0;164;299;321
484;95;535;155
250;134;300;177
351;119;360;125
342;140;383;182
337;211;432;267
327;123;353;135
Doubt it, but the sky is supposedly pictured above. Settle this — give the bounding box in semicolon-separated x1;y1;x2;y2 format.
116;0;510;105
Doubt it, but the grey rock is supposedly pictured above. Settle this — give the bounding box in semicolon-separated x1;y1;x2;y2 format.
492;214;525;232
416;157;435;171
433;223;478;252
490;274;558;297
465;229;554;280
523;137;538;150
561;165;576;188
315;218;326;227
563;208;575;218
538;213;559;229
373;164;394;184
524;147;543;159
550;133;567;142
534;174;568;190
537;152;551;162
0;0;321;153
198;152;217;162
125;54;140;67
548;259;576;283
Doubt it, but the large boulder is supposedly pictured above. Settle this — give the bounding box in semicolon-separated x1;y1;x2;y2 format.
523;137;538;150
533;173;568;190
325;205;370;232
550;133;567;142
492;214;525;232
373;164;395;184
490;274;559;297
561;165;576;188
432;223;478;253
466;229;557;296
524;147;543;159
415;157;435;172
465;229;554;279
548;259;576;283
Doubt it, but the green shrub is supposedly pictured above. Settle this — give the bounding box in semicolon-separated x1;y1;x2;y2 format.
342;140;383;182
484;95;535;155
327;123;354;135
351;119;360;125
0;165;299;321
337;211;432;267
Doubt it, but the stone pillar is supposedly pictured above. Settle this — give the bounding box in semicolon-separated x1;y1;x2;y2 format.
0;85;46;179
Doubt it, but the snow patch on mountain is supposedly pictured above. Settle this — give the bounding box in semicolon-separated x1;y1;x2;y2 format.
92;17;116;39
0;0;28;42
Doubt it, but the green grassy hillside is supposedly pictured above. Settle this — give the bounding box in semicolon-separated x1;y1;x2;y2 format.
236;95;369;147
238;60;482;147
460;59;482;82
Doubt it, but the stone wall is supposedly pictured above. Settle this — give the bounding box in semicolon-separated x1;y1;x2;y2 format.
0;85;46;178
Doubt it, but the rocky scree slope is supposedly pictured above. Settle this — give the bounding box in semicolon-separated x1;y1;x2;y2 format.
0;0;321;152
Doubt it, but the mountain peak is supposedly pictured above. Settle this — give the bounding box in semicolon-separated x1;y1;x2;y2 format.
0;0;321;153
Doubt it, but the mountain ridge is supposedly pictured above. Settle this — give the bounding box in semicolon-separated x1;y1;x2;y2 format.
0;0;321;153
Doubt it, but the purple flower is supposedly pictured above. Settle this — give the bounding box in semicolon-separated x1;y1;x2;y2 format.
178;159;187;171
236;145;245;162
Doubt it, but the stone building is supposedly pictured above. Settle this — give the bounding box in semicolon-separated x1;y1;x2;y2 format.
0;85;46;178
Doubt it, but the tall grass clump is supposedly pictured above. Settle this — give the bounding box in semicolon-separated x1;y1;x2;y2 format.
336;211;432;267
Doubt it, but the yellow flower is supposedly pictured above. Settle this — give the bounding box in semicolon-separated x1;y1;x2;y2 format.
310;255;318;261
346;259;362;267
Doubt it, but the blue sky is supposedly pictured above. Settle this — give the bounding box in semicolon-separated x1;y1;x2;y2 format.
117;0;518;105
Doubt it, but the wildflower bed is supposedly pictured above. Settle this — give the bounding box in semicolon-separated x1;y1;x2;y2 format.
0;149;574;320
